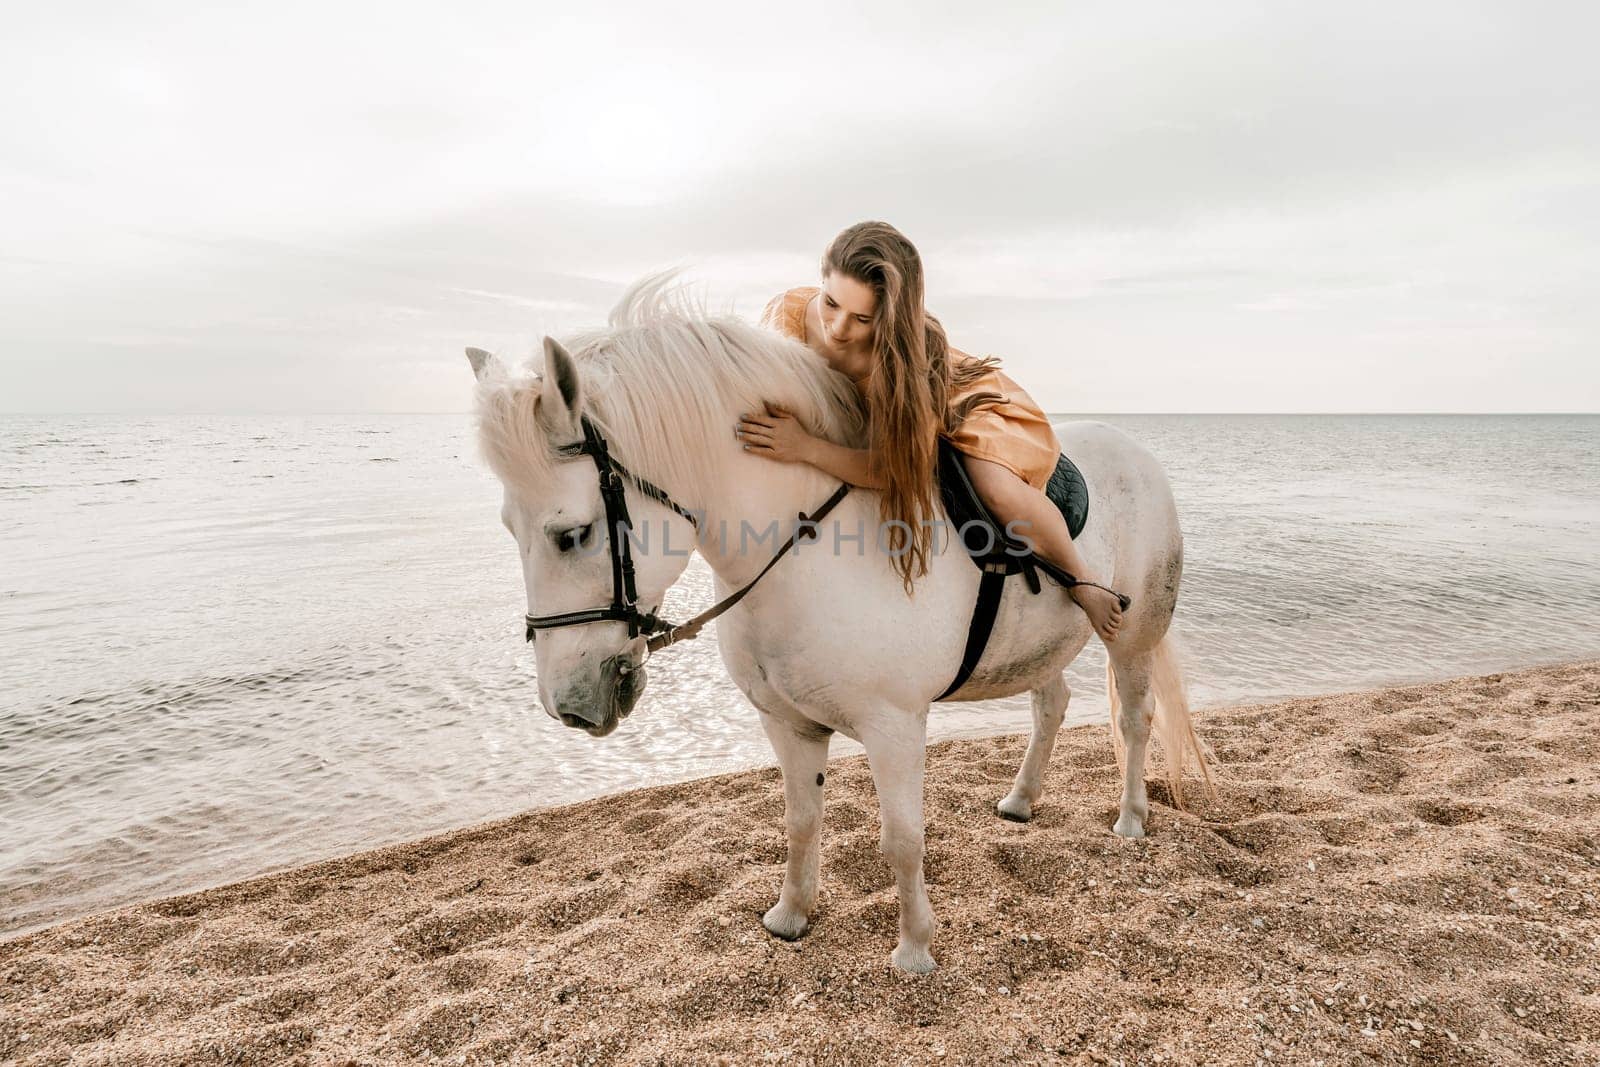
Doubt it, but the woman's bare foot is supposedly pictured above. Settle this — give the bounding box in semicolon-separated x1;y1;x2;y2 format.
1071;584;1124;643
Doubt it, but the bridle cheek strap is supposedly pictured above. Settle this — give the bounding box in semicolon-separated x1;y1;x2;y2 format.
523;416;678;642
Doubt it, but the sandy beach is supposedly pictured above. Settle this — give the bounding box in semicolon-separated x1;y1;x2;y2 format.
3;659;1596;1066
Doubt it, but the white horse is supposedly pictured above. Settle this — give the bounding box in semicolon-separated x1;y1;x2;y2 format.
467;276;1212;973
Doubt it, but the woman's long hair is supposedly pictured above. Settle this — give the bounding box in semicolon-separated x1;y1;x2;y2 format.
823;221;1002;594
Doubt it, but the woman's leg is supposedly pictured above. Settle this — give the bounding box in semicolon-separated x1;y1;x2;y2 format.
964;457;1124;643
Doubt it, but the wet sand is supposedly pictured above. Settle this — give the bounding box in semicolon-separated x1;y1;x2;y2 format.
3;660;1597;1065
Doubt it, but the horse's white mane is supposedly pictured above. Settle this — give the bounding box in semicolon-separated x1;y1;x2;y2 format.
474;272;867;504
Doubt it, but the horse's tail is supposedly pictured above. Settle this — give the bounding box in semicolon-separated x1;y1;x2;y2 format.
1106;632;1217;809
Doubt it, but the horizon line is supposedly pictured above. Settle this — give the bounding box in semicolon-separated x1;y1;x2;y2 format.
3;410;1597;418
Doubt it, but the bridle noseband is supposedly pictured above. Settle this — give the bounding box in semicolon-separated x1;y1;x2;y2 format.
523;414;850;657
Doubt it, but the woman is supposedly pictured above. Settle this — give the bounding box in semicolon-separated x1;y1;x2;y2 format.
736;221;1124;643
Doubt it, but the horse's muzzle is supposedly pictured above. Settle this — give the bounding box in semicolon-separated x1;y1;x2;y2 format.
554;654;646;737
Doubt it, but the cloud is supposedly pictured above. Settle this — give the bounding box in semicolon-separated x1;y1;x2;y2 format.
1;2;1597;411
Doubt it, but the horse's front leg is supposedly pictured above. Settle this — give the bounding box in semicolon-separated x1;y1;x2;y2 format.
861;721;937;973
757;712;831;941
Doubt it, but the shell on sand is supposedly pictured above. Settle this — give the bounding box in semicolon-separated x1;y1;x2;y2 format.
3;661;1598;1065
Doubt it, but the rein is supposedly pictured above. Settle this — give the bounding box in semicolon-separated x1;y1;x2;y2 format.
523;414;850;658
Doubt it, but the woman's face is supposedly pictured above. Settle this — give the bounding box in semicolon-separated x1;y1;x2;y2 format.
820;271;877;354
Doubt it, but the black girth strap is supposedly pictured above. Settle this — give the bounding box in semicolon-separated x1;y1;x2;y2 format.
936;565;1009;701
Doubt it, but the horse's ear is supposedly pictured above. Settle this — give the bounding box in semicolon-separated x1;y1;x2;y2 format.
464;346;500;381
536;336;583;437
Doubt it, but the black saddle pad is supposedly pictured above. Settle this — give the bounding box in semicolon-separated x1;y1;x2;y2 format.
936;438;1089;570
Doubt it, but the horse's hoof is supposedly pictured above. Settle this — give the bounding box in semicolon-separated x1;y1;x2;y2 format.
995;797;1032;822
1111;814;1146;839
892;943;936;974
761;903;809;941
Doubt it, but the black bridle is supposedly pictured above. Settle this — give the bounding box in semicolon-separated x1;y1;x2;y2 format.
523;415;850;656
521;415;697;642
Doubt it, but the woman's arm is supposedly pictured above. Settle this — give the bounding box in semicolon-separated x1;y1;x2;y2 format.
802;438;886;490
736;406;886;489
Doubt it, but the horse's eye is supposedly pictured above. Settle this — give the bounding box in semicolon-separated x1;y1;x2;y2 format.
553;523;595;554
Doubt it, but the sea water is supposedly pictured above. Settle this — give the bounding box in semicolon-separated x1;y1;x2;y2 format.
3;413;1596;935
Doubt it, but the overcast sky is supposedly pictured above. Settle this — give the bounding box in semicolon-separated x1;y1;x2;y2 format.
3;2;1596;413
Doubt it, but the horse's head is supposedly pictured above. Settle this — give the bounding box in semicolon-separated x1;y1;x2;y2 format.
467;337;698;737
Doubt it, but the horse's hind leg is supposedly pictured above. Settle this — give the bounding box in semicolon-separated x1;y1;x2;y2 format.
997;672;1071;823
1110;655;1155;838
758;714;831;941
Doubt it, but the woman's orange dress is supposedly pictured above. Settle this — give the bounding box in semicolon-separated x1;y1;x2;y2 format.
761;286;1061;490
